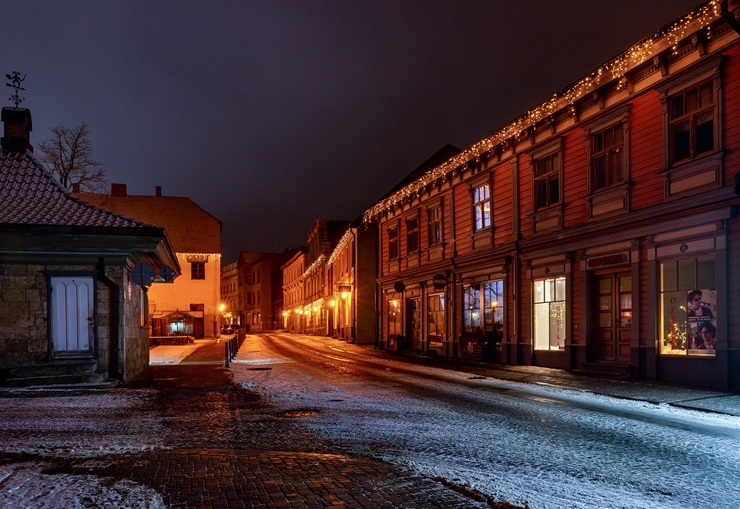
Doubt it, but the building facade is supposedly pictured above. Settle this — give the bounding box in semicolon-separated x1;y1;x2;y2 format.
364;0;740;391
0;107;179;385
79;185;222;340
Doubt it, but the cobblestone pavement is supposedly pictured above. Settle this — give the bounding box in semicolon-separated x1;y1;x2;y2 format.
120;363;491;509
0;341;494;509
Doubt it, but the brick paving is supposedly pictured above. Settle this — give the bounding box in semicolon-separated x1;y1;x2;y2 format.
81;341;493;509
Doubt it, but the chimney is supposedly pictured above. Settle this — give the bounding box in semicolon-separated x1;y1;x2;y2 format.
111;183;127;197
155;185;162;197
1;107;32;152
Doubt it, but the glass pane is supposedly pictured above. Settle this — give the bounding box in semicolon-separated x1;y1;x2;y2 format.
534;302;549;349
592;132;602;152
534;280;544;304
662;261;677;291
671;95;684;119
673;121;691;161
555;277;566;301
620;311;632;327
550;301;566;349
696;112;714;154
550;176;559;204
661;291;688;354
678;259;696;289
599;312;612;327
697;257;715;289
685;88;698;113
620;294;632;310
536;179;547;208
599;296;611;311
619;276;632;293
599;279;611;293
700;82;714;107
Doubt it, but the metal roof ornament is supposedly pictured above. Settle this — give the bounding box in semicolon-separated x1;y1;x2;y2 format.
5;71;26;107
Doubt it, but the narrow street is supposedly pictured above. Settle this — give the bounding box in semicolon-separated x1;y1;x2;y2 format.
0;334;738;509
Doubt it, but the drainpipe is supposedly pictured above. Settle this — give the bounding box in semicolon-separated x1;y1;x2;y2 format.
97;258;122;381
722;1;740;35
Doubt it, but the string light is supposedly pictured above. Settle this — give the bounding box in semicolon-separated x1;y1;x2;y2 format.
363;0;722;223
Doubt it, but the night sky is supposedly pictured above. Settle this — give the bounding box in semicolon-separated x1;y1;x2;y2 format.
1;1;702;261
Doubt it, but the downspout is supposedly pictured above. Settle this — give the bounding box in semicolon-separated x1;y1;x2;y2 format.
722;1;740;35
97;258;122;381
350;226;358;343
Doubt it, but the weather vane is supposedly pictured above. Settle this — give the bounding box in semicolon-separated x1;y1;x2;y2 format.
5;71;26;107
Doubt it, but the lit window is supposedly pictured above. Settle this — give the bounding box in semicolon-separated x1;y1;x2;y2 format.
473;183;491;231
463;280;504;342
660;256;716;356
191;262;205;280
533;276;566;350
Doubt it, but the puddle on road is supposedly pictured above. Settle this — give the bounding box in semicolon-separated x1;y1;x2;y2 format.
274;407;322;418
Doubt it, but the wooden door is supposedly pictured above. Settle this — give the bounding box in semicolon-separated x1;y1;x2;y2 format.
50;276;94;356
595;273;632;362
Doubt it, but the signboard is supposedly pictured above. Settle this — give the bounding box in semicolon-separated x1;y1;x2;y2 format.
432;273;447;290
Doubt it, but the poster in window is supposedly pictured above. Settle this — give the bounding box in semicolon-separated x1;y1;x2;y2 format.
686;289;716;354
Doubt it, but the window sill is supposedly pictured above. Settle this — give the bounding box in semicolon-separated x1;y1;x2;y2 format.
661;151;723;199
586;183;630;220
531;204;563;234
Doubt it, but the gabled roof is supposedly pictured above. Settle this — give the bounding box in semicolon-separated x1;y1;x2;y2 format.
77;192;222;254
380;143;462;201
0;151;150;228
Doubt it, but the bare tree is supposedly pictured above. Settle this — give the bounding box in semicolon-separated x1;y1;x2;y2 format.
36;123;107;192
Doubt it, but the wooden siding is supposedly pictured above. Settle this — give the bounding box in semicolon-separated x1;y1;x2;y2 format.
492;161;513;245
630;91;666;211
453;182;473;255
561;130;588;229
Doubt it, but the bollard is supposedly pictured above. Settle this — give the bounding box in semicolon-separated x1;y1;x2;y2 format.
224;341;230;368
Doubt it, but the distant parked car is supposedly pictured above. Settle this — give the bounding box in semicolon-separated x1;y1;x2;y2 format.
221;325;234;335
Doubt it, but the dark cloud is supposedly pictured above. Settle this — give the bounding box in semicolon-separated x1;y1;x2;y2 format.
0;0;701;260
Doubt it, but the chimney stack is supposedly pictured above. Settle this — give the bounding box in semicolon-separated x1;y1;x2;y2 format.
111;183;127;197
1;107;32;152
155;185;162;197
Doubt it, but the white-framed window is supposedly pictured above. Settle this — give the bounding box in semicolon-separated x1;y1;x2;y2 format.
472;183;491;231
191;261;205;280
660;256;716;356
533;276;566;350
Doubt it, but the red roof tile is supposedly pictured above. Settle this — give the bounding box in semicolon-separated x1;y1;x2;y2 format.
0;151;151;228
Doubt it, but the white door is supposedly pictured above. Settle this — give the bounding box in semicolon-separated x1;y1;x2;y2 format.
50;276;94;355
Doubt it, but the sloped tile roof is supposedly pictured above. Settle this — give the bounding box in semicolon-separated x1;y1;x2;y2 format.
0;151;151;228
77;192;222;253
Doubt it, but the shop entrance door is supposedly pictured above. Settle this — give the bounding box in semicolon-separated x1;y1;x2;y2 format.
595;272;632;362
406;297;421;351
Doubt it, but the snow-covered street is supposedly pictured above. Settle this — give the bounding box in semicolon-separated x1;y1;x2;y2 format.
232;334;740;509
1;333;738;508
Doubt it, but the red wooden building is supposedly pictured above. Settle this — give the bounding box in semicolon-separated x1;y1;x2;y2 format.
364;0;740;390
